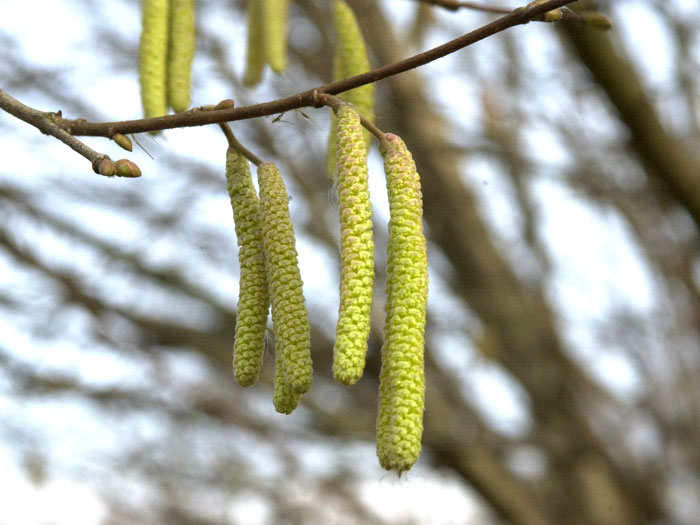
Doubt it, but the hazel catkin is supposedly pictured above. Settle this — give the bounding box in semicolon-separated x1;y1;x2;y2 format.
139;0;170;118
376;133;428;473
262;0;289;74
273;345;301;414
256;162;313;397
167;0;196;113
226;148;270;387
327;0;375;179
243;0;265;86
332;104;374;386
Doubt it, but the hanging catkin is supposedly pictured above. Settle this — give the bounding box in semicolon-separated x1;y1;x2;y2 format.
332;104;374;386
167;0;196;113
257;162;313;396
273;346;301;414
262;0;289;74
327;0;374;179
226;148;270;387
139;0;170;118
243;0;265;86
376;133;428;473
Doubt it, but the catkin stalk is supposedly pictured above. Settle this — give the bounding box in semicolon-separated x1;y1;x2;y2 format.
327;0;375;179
243;0;265;86
257;162;313;395
139;0;170;118
226;148;270;387
376;134;428;473
168;0;196;113
332;104;374;386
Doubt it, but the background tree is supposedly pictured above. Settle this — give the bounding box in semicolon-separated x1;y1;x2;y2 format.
1;0;699;523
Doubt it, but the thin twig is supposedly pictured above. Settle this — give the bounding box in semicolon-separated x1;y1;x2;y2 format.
218;122;263;166
320;93;386;142
0;89;140;177
416;0;611;28
56;0;576;137
416;0;510;14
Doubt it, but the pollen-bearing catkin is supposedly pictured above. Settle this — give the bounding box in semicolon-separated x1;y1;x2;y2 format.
327;0;374;179
262;0;289;74
376;133;428;473
257;162;313;395
332;104;374;386
273;346;301;414
226;149;269;387
167;0;196;113
139;0;170;118
243;0;265;86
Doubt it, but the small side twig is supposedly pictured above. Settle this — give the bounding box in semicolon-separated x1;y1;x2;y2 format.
417;0;611;28
219;123;263;166
319;93;386;142
208;99;264;166
0;89;141;178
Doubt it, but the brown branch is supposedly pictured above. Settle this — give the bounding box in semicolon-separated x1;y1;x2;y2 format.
416;0;511;14
0;89;141;177
57;0;577;137
415;0;611;29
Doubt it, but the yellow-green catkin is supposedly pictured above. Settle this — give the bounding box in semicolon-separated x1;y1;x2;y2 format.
273;346;301;414
261;0;289;74
327;0;375;179
139;0;170;118
257;162;313;395
243;0;265;86
226;149;270;387
376;133;428;473
167;0;196;112
332;104;374;386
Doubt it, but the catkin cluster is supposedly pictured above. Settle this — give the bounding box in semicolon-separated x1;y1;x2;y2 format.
221;4;426;474
226;149;269;387
326;0;375;180
226;152;312;414
138;0;196;117
244;0;290;86
329;107;428;472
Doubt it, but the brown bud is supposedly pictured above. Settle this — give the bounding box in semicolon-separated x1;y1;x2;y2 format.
94;157;117;176
544;9;562;22
115;159;142;178
214;99;235;110
113;133;133;152
580;11;612;30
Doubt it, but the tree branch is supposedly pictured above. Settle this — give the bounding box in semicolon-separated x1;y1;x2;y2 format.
414;0;611;29
414;0;512;14
0;89;141;177
56;0;577;137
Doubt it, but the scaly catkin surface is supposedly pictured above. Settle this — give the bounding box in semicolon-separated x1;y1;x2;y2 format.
327;0;374;179
226;149;269;387
257;162;313;395
332;104;374;386
376;134;428;473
